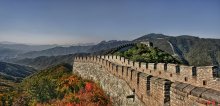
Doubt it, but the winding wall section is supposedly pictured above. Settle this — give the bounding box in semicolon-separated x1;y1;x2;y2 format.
74;55;220;106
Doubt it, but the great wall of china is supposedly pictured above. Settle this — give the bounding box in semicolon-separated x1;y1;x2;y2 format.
73;44;220;106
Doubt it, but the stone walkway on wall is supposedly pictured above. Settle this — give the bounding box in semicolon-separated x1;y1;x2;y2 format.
73;62;145;106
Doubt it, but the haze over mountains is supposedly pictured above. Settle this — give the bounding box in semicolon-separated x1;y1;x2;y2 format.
0;42;58;60
0;42;96;60
1;33;220;67
1;40;129;60
1;33;219;70
0;33;220;98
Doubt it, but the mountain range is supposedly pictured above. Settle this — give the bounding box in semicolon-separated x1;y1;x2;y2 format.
13;54;76;70
0;42;59;61
0;33;220;94
2;33;220;68
0;33;220;100
134;33;220;66
0;62;36;93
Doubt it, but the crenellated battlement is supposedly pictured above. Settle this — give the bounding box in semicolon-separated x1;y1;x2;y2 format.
75;56;219;80
74;55;220;106
101;55;220;88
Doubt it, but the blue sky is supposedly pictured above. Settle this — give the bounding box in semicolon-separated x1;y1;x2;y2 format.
0;0;219;44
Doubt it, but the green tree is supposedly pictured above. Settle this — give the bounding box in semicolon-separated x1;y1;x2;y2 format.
114;43;180;64
28;78;58;103
1;96;6;106
8;96;13;106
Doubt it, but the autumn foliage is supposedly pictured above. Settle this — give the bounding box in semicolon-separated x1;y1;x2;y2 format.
57;75;112;106
0;64;111;106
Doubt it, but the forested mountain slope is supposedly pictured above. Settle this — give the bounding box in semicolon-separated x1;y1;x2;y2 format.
135;33;220;66
0;62;36;93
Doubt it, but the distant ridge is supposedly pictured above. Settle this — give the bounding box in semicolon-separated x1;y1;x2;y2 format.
134;33;220;66
3;33;220;67
16;40;130;59
0;62;36;93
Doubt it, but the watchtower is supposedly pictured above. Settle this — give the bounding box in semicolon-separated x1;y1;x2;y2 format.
140;41;153;47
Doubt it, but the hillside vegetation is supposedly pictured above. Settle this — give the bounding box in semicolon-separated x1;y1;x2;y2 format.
115;43;181;64
0;62;36;94
0;64;111;106
134;33;220;66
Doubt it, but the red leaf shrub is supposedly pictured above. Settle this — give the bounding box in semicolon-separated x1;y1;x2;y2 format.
85;82;93;92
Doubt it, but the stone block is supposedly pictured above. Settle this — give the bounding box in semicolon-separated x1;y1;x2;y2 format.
116;56;121;60
197;66;215;80
129;60;134;66
183;84;196;94
167;64;178;73
175;83;189;91
191;87;208;97
201;89;220;103
140;62;147;69
125;59;129;65
171;81;182;88
120;57;125;62
134;62;141;68
179;65;195;76
139;72;148;78
157;63;167;71
148;63;156;70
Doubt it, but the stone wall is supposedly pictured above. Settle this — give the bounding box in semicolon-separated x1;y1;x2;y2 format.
73;62;145;106
171;82;220;106
101;55;220;91
74;56;220;106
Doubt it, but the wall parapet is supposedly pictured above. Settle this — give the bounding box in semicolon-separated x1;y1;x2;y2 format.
171;81;220;105
74;55;220;106
99;55;220;91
